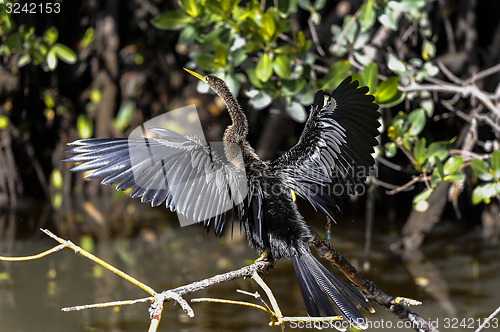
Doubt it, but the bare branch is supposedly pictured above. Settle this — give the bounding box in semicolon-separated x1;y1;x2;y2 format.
399;82;500;119
63;297;152;312
474;305;500;332
312;235;439;332
0;243;66;261
308;17;325;56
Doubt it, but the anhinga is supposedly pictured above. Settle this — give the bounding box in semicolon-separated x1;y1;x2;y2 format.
63;68;380;329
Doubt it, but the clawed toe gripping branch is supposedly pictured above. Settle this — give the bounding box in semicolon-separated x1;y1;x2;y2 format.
0;229;438;332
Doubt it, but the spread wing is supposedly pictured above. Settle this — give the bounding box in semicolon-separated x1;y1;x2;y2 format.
63;128;248;235
272;76;380;219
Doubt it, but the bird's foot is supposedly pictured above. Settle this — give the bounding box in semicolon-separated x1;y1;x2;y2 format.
255;248;273;263
254;249;275;272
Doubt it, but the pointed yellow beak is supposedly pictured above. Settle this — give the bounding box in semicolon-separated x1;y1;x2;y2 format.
183;68;206;82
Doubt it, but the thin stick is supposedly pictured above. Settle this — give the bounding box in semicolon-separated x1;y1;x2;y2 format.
62;297;153;312
40;228;157;295
308;17;325;56
0;244;67;261
386;175;423;195
148;297;164;332
474;305;500;332
252;271;283;318
399;84;500;118
191;297;269;312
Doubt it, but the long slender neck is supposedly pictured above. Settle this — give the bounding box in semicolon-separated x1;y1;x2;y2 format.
209;76;249;142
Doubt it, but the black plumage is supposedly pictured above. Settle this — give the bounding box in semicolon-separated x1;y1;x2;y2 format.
63;69;379;329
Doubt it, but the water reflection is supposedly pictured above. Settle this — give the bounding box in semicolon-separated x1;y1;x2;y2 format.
1;203;499;332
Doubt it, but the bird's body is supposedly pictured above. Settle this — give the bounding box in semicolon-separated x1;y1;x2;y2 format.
63;70;379;329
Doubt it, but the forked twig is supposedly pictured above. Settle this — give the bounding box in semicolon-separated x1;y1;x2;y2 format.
192;272;343;329
0;228;435;332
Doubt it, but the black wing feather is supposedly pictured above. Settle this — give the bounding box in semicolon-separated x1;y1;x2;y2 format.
273;76;379;218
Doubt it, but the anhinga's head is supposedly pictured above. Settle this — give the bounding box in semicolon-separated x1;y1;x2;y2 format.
184;68;229;98
184;68;248;141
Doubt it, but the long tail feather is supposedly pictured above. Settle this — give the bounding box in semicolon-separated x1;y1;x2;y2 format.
292;252;371;330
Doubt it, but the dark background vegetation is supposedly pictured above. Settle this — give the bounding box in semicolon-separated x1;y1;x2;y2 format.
1;0;499;244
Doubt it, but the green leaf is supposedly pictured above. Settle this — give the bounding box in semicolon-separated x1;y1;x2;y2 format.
295;86;315;105
361;62;378;93
246;89;272;110
46;49;58;70
6;34;22;54
413;137;426;166
320;60;350;92
385;142;397;158
374;76;399;104
150;11;194;30
378;91;405;108
422;40;436;60
260;13;276;41
51;192;62;210
342;15;358;44
0;115;9;130
246;68;263;89
413;188;432;204
408;108;426;136
427;141;450;164
193;54;217;72
178;25;196;45
433;157;444;179
256;53;273;82
350;73;363;86
179;0;201;17
443;156;463;175
52;44;77;64
430;167;442;187
359;0;376;31
277;0;292;17
387;52;406;74
297;0;312;11
296;30;306;49
472;183;497;205
282;79;306;97
314;0;326;10
81;27;95;48
421;98;434;117
50;169;63;189
43;26;59;46
77;114;93;139
90;88;102;104
232;48;248;67
378;5;398;31
214;43;227;67
443;171;464;183
18;54;31;67
113;103;134;131
491;150;500;179
470;159;493;182
286;101;307;123
273;55;291;79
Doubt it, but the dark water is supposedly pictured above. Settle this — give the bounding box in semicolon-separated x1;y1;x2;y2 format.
1;202;499;332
